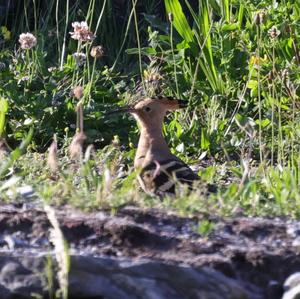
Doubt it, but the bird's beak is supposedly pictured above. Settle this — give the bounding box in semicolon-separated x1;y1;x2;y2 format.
105;106;135;117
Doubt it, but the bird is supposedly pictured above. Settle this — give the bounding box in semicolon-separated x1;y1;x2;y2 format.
108;96;200;197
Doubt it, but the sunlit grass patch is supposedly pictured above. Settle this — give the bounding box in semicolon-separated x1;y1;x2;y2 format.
0;0;299;218
1;141;300;219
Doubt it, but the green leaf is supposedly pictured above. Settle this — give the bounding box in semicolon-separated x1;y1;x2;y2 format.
0;97;9;136
184;0;223;92
201;129;210;150
247;80;258;89
126;47;157;55
255;119;271;128
0;127;33;178
164;0;194;44
237;3;244;29
144;14;169;33
197;219;215;236
220;0;230;22
222;23;239;31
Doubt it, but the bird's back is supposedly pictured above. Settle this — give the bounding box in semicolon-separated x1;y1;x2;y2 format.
138;158;199;196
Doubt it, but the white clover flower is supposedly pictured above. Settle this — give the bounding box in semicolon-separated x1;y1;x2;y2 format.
72;86;84;100
19;32;37;49
69;21;95;42
73;52;86;66
268;26;281;39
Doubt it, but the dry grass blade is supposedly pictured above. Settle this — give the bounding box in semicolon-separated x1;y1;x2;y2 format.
47;134;58;173
69;102;86;160
103;166;113;196
44;204;70;299
84;144;95;162
0;137;10;160
69;131;87;160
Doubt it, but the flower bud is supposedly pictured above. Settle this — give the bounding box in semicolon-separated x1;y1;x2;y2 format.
72;86;84;100
90;45;104;58
254;11;266;26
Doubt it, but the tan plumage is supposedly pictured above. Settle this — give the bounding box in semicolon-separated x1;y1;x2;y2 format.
109;96;199;196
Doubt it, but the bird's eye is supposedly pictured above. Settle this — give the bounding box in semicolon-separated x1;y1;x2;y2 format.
144;106;151;112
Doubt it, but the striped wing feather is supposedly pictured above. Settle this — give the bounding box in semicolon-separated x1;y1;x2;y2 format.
139;159;199;195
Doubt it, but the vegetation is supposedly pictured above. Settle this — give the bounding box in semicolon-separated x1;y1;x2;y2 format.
1;0;300;218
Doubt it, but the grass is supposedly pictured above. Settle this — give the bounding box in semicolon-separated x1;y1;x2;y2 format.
1;148;300;218
0;0;300;219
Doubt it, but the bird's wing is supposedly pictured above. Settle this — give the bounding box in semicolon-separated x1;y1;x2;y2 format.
139;159;199;195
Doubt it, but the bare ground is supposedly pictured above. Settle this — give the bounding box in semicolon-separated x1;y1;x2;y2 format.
0;203;300;298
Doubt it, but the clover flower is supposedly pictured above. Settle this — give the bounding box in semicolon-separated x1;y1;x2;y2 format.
143;67;163;96
254;11;266;26
48;67;57;72
17;76;30;85
19;32;37;49
73;52;86;66
144;67;162;84
69;21;95;42
268;26;280;39
90;45;104;58
72;86;84;100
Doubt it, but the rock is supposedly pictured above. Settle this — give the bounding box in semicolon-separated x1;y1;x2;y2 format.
266;280;283;299
282;272;300;299
0;260;42;298
0;254;259;299
285;272;300;290
286;223;300;238
292;237;300;250
6;185;35;199
282;286;300;299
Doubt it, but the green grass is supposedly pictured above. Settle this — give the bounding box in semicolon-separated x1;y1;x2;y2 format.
0;0;300;218
1;147;300;218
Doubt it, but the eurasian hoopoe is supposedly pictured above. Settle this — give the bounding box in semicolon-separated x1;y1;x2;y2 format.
109;96;199;196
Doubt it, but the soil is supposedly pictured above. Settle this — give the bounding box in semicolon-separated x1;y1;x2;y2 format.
0;203;299;298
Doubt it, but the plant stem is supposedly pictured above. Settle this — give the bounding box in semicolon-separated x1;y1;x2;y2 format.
60;0;69;70
256;25;263;164
88;57;97;104
32;0;37;34
170;22;179;97
23;0;30;31
271;44;275;166
94;0;107;36
111;4;135;71
131;0;144;90
56;0;61;61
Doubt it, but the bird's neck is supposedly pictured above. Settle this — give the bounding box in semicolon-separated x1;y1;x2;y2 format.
134;126;171;168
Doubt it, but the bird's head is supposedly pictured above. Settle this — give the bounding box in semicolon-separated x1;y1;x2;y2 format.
107;96;188;130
